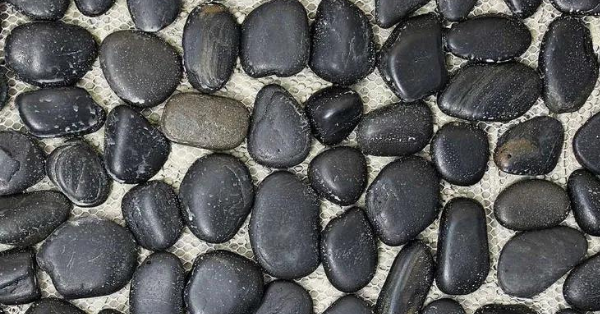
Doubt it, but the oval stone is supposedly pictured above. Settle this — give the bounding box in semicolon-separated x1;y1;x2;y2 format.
365;156;440;246
564;253;600;310
550;0;600;15
437;0;476;21
568;169;600;236
5;22;97;87
0;131;45;196
498;226;588;298
254;280;313;314
574;112;600;174
422;299;466;314
503;0;542;18
75;0;114;16
475;304;537;314
25;299;85;314
324;295;373;314
438;62;542;122
249;171;320;279
127;0;181;32
183;4;239;94
179;154;253;244
6;0;69;20
375;0;428;28
0;248;40;305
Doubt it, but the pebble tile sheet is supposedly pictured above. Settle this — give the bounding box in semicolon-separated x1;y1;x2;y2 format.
0;0;599;313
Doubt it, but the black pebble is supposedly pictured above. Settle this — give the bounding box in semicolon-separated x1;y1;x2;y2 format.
324;295;373;314
498;226;587;298
575;112;600;174
6;0;69;20
37;217;138;299
564;253;600;311
122;181;183;251
25;299;85;314
437;0;476;21
557;310;582;314
128;0;181;32
568;169;600;236
183;3;239;94
0;131;45;196
550;0;600;15
375;0;428;28
0;248;40;305
422;299;466;314
254;280;313;314
5;22;97;87
179;154;253;244
310;0;376;85
475;304;537;314
503;0;542;18
99;310;122;314
75;0;114;16
378;14;448;101
0;72;8;111
249;171;320;279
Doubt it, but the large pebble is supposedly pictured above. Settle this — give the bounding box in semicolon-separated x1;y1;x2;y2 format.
574;112;600;174
6;0;69;20
498;226;587;298
75;0;114;16
250;171;320;279
375;0;428;28
324;295;373;314
564;253;600;310
25;299;85;314
0;131;45;196
503;0;542;18
568;169;600;236
475;304;537;314
254;280;313;314
0;248;40;305
550;0;600;15
437;0;476;21
128;0;181;32
422;299;466;314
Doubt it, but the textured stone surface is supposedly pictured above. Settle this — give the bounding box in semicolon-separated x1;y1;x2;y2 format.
0;248;40;305
550;0;600;15
503;0;542;18
127;0;181;32
568;169;600;236
254;280;313;314
574;112;600;174
564;253;600;311
437;0;476;21
5;0;69;20
0;131;46;196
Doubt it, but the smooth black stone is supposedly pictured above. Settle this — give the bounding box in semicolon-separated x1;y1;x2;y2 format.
179;154;253;244
437;0;476;21
17;87;106;138
249;171;320;279
254;280;313;314
422;299;466;314
0;131;45;196
130;252;185;314
438;62;542;122
494;179;570;231
431;122;489;186
6;0;69;20
310;0;375;85
248;84;311;168
504;0;542;18
37;217;138;299
375;241;434;314
5;22;97;87
308;147;367;206
557;310;582;314
321;207;377;292
104;105;170;184
46;141;111;207
357;102;433;157
494;116;564;175
498;226;587;298
0;72;8;111
475;304;537;314
540;17;598;113
324;295;373;314
128;0;180;32
568;169;600;236
100;31;182;108
122;180;183;250
575;112;600;174
75;0;114;16
183;3;239;94
445;14;532;62
550;0;600;15
0;248;40;305
437;198;489;295
305;86;363;145
25;299;85;314
0;191;70;247
240;0;309;78
564;253;600;310
375;0;429;28
99;310;122;314
365;156;440;246
378;14;448;101
184;250;264;314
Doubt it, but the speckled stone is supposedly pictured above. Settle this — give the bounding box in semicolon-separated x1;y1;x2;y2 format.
75;0;114;16
25;299;85;314
550;0;600;15
437;0;476;21
568;169;600;236
0;248;40;305
574;112;600;174
503;0;542;18
422;299;466;314
254;280;313;314
127;0;181;32
564;253;600;311
0;131;46;196
5;0;69;20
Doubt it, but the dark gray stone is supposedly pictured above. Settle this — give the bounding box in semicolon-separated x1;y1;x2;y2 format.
575;112;600;174
25;299;85;314
503;0;542;18
99;310;122;314
0;248;40;305
437;0;476;21
564;253;600;311
375;0;429;28
568;169;600;236
0;72;8;111
422;299;466;314
0;131;45;196
75;0;114;16
550;0;600;15
127;0;181;32
324;295;373;314
6;0;69;20
254;280;313;314
557;310;581;314
475;304;537;314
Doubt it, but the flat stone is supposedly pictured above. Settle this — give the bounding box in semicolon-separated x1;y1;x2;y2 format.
122;180;183;251
180;154;253;243
378;14;448;101
564;253;600;310
321;207;377;292
550;0;600;15
6;22;97;87
161;93;249;151
104;105;170;184
422;299;466;314
248;84;311;168
75;0;114;16
540;16;598;113
494;116;564;175
437;0;476;21
308;147;367;206
127;0;181;32
365;156;440;246
184;250;264;314
438;62;542;122
475;304;537;314
575;112;600;174
183;4;239;93
310;0;375;85
100;31;182;108
375;0;429;28
249;171;320;279
324;295;373;314
498;226;587;298
6;0;69;20
0;248;40;305
0;131;45;196
494;179;570;231
240;0;309;77
37;217;138;299
503;0;542;18
25;299;85;314
357;102;433;157
254;280;313;314
568;169;600;236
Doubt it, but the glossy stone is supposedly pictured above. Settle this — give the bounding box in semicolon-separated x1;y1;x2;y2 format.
17;87;106;138
104;105;170;184
498;226;587;298
431;122;489;186
494;116;564;175
248;84;311;168
310;0;375;85
127;0;181;32
100;31;182;108
122;181;183;250
6;0;69;20
378;14;448;101
240;0;309;77
184;250;264;314
365;156;440;246
540;17;598;113
25;299;85;314
504;0;542;18
75;0;114;16
180;154;253;244
161;93;249;150
438;62;542;122
0;131;45;196
375;0;428;28
6;22;97;87
550;0;600;15
250;171;320;279
437;0;476;21
0;248;40;305
575;112;600;174
422;299;466;314
308;147;367;206
324;295;373;314
183;4;239;94
564;253;600;310
254;280;313;314
37;218;138;299
568;169;600;236
475;304;537;314
445;14;531;62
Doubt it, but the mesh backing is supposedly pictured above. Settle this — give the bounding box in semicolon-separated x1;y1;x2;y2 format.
1;0;600;313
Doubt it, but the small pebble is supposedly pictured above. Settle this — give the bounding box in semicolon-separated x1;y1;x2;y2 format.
324;295;373;314
574;112;600;174
568;169;600;236
0;131;46;196
254;280;313;314
127;0;181;32
6;0;69;20
75;0;114;16
564;253;600;311
422;299;466;314
375;0;428;28
0;248;40;305
25;299;85;314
